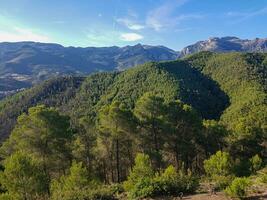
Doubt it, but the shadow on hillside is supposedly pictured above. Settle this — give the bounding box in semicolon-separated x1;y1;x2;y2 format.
160;60;230;120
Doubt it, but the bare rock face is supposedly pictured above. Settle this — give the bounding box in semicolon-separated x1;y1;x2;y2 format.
179;37;267;57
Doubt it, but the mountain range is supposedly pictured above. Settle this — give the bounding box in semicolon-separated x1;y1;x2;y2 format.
0;36;266;99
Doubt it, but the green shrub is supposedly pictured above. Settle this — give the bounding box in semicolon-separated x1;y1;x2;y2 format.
0;193;13;200
128;177;154;199
50;162;90;200
225;177;251;199
86;185;117;200
250;154;262;173
204;151;233;177
152;166;199;196
51;162;117;200
124;157;199;199
204;151;234;189
261;174;267;183
259;167;267;183
123;153;154;199
211;175;234;190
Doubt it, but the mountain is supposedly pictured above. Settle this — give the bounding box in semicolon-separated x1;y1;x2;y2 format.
0;52;266;142
1;36;267;99
180;36;267;57
0;42;178;98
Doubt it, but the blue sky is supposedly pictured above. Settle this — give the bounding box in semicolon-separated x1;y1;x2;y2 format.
0;0;266;50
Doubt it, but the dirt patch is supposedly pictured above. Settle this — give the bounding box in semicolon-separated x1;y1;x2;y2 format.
144;192;230;200
181;193;230;200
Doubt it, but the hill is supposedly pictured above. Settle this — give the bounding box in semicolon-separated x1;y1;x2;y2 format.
0;58;229;141
184;52;267;130
67;60;228;122
0;76;84;140
0;51;266;144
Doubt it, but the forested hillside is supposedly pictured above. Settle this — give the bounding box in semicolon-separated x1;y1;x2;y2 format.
185;52;267;159
0;76;84;140
0;58;230;141
0;52;266;199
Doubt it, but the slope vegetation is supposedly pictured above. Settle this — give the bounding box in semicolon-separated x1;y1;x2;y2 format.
0;76;84;140
185;52;267;135
0;52;266;143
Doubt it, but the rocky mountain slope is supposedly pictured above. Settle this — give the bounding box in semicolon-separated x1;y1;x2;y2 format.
180;36;267;56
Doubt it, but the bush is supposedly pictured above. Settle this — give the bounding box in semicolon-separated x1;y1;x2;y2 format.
261;174;267;183
211;175;234;190
250;154;262;173
204;151;233;177
128;177;155;199
51;162;117;200
204;151;234;189
124;155;199;199
86;185;118;200
123;153;154;199
0;193;14;200
225;177;251;199
51;162;90;200
258;167;267;184
152;166;199;196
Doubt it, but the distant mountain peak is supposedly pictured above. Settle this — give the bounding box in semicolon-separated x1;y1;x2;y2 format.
179;36;267;56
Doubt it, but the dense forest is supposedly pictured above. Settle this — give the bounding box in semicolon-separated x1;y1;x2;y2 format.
0;52;266;199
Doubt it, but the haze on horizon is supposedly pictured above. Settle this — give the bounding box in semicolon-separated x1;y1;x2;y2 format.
0;0;267;50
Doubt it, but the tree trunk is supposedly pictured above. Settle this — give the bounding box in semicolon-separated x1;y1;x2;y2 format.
175;143;180;170
152;118;161;170
116;138;120;183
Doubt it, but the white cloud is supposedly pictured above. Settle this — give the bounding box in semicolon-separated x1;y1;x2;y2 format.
116;18;145;30
146;0;187;31
146;0;203;31
0;27;51;43
128;24;145;30
0;14;51;43
86;31;118;46
120;33;143;41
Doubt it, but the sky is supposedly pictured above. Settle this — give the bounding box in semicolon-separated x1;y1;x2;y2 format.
0;0;267;50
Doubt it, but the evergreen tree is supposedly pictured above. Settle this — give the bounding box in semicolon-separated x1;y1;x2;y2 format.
50;162;90;200
0;151;47;200
134;93;167;170
98;101;135;182
0;105;73;195
165;101;202;171
72;118;96;176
